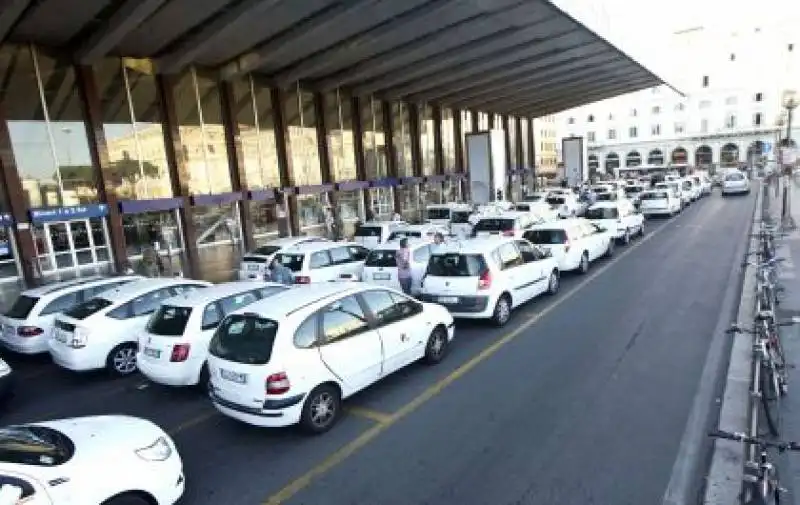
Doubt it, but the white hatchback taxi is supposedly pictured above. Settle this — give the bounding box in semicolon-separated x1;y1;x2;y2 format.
721;170;750;196
419;237;559;326
362;240;432;295
237;236;328;280
273;242;370;284
49;278;211;375
137;281;289;388
208;283;454;433
0;415;184;505
523;218;614;273
584;200;645;244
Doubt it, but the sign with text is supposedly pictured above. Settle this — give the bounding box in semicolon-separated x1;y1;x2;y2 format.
29;204;109;224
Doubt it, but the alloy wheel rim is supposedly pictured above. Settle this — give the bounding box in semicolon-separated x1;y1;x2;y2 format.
430;331;445;357
311;392;336;427
113;347;137;374
498;300;510;322
550;273;558;292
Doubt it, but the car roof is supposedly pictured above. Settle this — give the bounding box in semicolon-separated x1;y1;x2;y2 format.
434;237;516;254
278;241;360;254
232;283;363;320
22;275;142;297
257;236;323;248
391;224;441;231
475;211;528;220
96;278;210;303
164;281;285;307
588;201;620;209
359;220;405;227
528;218;587;230
370;239;431;251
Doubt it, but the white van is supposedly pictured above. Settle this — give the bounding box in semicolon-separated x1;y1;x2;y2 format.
273;242;370;284
0;275;140;354
362;240;432;295
137;281;289;388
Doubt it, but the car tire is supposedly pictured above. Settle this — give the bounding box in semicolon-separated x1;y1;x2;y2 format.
492;294;512;327
546;269;560;295
639;222;645;237
197;363;211;391
300;384;341;435
106;343;138;376
102;492;151;505
578;252;590;274
423;326;449;365
623;229;631;245
605;240;615;258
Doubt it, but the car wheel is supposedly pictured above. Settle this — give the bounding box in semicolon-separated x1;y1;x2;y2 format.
492;294;512;327
106;343;138;376
423;326;449;364
546;269;560;295
300;384;341;434
639;222;645;237
102;493;151;505
605;240;615;258
623;229;631;245
578;252;590;274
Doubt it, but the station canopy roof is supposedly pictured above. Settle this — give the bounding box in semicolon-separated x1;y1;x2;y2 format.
0;0;668;117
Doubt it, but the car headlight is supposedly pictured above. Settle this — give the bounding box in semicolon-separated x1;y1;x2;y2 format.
0;359;11;377
135;436;173;461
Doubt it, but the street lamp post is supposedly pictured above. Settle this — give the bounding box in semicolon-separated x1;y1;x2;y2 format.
780;90;797;227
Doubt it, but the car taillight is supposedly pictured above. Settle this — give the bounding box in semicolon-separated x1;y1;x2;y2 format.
17;326;43;337
170;343;191;362
295;276;311;284
477;270;492;290
502;230;514;236
266;372;290;395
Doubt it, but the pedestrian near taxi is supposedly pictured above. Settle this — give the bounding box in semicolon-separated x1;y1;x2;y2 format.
397;238;413;294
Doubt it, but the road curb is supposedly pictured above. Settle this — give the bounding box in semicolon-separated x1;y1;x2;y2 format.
701;185;762;504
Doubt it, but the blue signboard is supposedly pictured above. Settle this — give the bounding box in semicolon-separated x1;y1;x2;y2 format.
29;204;109;224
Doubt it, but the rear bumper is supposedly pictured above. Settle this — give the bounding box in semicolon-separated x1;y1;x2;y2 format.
138;356;199;387
0;334;49;354
209;388;305;428
419;294;491;317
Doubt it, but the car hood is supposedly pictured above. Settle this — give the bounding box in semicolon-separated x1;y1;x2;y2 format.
36;416;164;457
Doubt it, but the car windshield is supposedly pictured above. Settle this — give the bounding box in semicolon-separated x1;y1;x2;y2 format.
427;254;487;277
426;208;450;220
0;425;74;466
387;230;422;241
251;245;281;256
726;172;745;181
274;253;304;272
146;305;193;336
682;181;692;189
514;204;531;212
523;194;543;201
451;211;472;224
586;207;619;220
365;249;397;267
641;191;669;200
524;229;567;245
595;193;616;201
546;197;565;205
4;295;38;319
63;297;113;320
209;314;278;365
474;219;514;232
354;226;382;237
625;186;643;194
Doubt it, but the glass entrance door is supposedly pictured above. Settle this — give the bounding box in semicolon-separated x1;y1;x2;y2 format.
34;218;113;281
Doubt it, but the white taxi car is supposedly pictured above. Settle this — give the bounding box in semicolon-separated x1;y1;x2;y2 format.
0;416;184;505
471;212;537;239
207;283;454;433
523;218;614;274
386;224;448;242
49;278;211;376
237;236;328;280
0;276;139;355
362;240;432;295
419;237;559;326
137;281;289;388
545;193;581;218
721;170;750;195
584;200;645;244
639;189;682;217
273;242;369;284
353;221;406;249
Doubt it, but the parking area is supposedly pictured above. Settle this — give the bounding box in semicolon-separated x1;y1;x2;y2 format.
1;192;754;505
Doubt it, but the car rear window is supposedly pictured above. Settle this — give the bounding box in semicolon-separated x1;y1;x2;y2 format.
4;295;38;319
641;191;669;200
586;207;619;220
354;225;382;237
725;172;745;181
514;204;531;212
365;249;397;267
252;245;281;256
624;186;643;194
274;253;304;272
682;181;692;189
595;193;615;201
63;297;113;320
146;305;193;336
426;208;450;220
387;230;422;241
546;196;565;205
524;229;568;245
242;255;269;263
209;314;278;365
451;211;472;224
427;254;487;277
474;218;514;232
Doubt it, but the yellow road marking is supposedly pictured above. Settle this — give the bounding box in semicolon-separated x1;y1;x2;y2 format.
262;220;672;505
170;410;217;435
345;406;394;424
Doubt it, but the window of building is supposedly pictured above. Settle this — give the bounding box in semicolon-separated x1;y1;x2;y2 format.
567;117;575;124
700;119;708;133
629;126;638;138
699;100;711;109
630;108;637;117
283;84;322;187
419;104;435;176
725;96;737;105
441;108;456;171
391;102;413;178
608;113;614;120
674;123;685;134
675;103;685;111
652;106;660;114
702;75;709;87
753;113;763;126
587;114;595;122
608;129;616;140
651;124;661;135
730;53;736;61
789;44;794;52
725;115;736;129
587;132;596;142
322;90;357;182
755;92;763;102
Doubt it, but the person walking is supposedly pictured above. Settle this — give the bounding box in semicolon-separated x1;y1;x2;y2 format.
266;257;295;285
397;238;413;295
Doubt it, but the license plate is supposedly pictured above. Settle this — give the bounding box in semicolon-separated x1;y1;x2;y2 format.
247;264;260;271
143;347;161;359
438;296;459;304
220;369;247;384
372;272;391;280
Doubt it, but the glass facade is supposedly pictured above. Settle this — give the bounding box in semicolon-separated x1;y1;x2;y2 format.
419;104;435;176
520;118;530;168
461;110;473;167
508;117;517;169
96;58;173;200
392;102;413;178
231;75;281;189
361;97;392;220
324;90;357;182
478;111;490;131
284;84;322;186
441;108;456;171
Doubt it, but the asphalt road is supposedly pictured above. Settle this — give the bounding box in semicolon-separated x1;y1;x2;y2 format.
1;190;755;505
